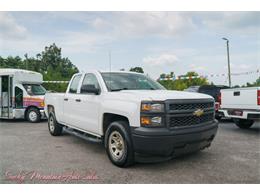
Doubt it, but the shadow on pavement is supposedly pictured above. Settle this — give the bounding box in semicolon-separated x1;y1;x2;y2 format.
0;119;47;123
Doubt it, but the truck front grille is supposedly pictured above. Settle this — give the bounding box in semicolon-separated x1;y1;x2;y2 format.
169;102;214;111
169;112;214;128
166;99;215;129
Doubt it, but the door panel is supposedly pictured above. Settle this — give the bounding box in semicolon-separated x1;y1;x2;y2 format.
0;76;13;118
0;76;2;117
63;74;82;126
74;73;101;134
75;94;101;134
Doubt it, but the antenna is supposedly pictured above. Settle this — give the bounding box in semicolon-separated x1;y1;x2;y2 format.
109;51;112;91
109;50;111;72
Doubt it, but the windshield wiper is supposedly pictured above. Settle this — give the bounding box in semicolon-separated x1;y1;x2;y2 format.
110;87;129;92
110;87;157;91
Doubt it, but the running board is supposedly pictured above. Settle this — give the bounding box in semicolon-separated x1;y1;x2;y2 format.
62;127;102;143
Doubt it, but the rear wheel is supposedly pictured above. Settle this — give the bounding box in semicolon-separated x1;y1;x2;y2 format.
48;112;63;136
26;107;41;123
233;119;254;129
105;121;134;167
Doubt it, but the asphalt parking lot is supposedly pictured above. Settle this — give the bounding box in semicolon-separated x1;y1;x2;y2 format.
0;119;259;184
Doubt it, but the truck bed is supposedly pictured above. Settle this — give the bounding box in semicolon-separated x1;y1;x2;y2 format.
220;87;260;110
44;92;65;120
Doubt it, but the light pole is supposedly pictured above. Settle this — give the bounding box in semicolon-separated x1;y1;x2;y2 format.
222;37;231;87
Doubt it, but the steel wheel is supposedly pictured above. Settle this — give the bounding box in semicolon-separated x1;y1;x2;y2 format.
29;110;37;122
108;131;126;160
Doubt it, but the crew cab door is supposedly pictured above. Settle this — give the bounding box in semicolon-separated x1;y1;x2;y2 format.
63;74;82;126
74;73;102;134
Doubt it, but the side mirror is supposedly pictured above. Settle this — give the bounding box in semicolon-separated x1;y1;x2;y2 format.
81;84;100;95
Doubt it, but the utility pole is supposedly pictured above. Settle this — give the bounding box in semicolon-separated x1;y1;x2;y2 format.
222;37;231;87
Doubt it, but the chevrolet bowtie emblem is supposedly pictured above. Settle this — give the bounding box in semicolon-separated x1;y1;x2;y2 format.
193;109;204;117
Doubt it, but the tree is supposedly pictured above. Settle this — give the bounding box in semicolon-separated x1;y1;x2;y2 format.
38;43;78;92
159;71;209;91
0;43;78;92
244;76;260;87
255;77;260;86
129;67;144;73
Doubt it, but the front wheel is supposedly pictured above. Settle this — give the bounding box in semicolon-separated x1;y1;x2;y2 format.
233;118;254;129
26;107;41;123
105;121;134;167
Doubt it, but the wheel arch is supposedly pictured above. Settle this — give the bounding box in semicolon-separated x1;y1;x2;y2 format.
102;113;130;135
47;105;55;114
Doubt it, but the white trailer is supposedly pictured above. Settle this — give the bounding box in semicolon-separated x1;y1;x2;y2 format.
219;87;260;129
0;69;46;122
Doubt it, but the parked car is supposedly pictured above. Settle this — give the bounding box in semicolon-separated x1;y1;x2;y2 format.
44;71;218;167
185;85;230;119
0;68;46;122
219;87;260;129
184;85;200;92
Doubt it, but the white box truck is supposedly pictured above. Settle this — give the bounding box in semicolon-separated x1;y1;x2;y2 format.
0;69;46;122
219;87;260;129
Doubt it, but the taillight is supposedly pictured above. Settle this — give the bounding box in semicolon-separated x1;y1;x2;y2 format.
218;93;221;105
257;90;260;105
215;102;220;111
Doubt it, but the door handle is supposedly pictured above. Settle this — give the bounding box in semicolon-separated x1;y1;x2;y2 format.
75;99;81;102
64;98;68;101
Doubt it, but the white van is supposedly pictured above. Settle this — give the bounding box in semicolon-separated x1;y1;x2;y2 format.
0;69;46;122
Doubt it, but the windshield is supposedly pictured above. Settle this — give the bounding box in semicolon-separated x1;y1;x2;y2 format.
23;84;46;96
101;72;166;91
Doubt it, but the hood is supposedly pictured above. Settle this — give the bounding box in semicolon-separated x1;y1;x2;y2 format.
108;90;213;101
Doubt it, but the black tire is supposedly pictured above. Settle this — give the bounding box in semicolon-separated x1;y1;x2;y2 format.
26;107;41;123
48;112;63;136
233;118;254;129
215;115;222;121
105;121;134;167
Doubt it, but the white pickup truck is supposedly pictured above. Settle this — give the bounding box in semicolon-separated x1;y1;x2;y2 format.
44;71;218;167
219;87;260;129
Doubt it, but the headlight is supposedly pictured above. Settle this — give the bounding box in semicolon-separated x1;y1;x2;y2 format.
140;116;163;127
40;101;45;107
141;102;164;112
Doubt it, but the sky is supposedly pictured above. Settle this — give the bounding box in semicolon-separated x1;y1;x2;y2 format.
0;11;259;86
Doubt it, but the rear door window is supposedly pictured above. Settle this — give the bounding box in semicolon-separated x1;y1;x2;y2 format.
69;75;82;93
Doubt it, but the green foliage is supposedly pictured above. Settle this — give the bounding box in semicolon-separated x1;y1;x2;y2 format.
0;43;78;92
255;77;260;86
129;67;144;73
236;77;260;88
42;83;69;93
158;71;209;91
246;77;260;87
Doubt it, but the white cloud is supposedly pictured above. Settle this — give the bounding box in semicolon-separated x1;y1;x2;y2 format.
141;52;179;79
0;12;27;40
56;31;114;53
143;53;179;66
226;64;253;71
88;12;196;38
200;12;260;34
116;12;196;37
189;64;207;72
